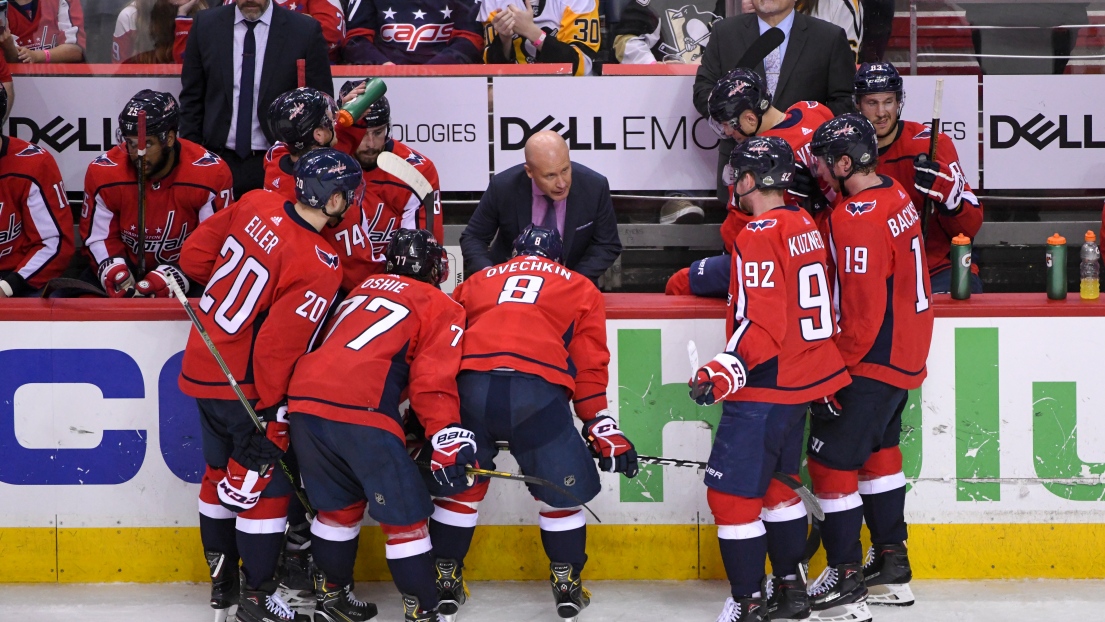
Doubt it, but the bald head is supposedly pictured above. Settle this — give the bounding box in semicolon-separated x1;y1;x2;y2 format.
524;131;572;201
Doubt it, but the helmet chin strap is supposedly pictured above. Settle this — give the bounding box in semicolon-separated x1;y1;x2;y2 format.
737;114;763;140
734;175;758;215
828;156;856;198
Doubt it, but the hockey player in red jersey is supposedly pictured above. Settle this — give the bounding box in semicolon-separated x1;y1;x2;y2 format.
0;86;74;297
342;0;483;64
666;68;835;297
688;137;850;622
428;225;637;622
177;149;360;622
805;114;934;615
287;228;472;622
82;90;233;298
6;0;86;62
854;62;983;294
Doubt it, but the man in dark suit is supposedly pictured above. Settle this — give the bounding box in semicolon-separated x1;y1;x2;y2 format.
180;0;333;198
694;0;854;200
461;131;622;284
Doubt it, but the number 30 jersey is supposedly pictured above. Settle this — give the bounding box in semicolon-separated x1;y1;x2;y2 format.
288;274;466;440
452;254;610;420
827;176;934;389
726;205;850;404
479;0;601;76
177;190;343;409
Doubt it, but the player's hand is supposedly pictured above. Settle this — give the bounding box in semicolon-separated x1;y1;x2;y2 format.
136;264;189;298
98;257;139;298
689;352;747;406
788;163;831;212
810;394;843;421
341;81;367;105
913;154;965;215
430;424;478;487
582;412;639;477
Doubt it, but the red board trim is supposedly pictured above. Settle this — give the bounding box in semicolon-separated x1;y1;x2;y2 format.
10;64;573;77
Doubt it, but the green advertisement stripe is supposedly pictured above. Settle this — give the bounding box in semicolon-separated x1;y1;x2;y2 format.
955;327;1001;501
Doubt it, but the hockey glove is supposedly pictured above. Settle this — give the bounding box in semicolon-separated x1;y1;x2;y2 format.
430;424;478;488
217;404;290;513
788;163;831;213
913;154;965;215
689;352;747;406
809;394;844;421
98;257;138;298
582;412;639;477
136;264;190;298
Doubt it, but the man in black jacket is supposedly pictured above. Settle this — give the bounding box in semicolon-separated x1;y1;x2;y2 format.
460;131;621;284
694;0;854;200
179;0;333;198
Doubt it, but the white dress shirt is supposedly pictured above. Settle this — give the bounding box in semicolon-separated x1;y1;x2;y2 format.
226;2;273;152
758;8;795;96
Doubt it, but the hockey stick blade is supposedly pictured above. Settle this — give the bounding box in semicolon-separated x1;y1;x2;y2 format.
40;277;108;298
376;151;437;236
687;340;700;375
736;27;785;70
637;455;824;521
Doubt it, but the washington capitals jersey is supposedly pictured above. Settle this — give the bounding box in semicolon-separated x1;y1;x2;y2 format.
480;0;600;75
877;120;982;276
345;0;483;64
453;254;609;420
288;274;466;440
178;190;343;409
223;0;345;62
82;139;234;273
725;206;850;404
0;137;73;294
722;101;834;253
9;0;86;51
827;176;934;389
112;6;191;63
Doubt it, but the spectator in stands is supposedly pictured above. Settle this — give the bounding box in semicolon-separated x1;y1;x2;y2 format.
0;52;13;122
342;0;482;65
611;0;720;65
461;130;621;284
694;0;854;200
3;0;86;63
265;0;345;63
113;0;206;63
180;0;332;198
859;0;891;61
480;0;600;76
798;0;862;63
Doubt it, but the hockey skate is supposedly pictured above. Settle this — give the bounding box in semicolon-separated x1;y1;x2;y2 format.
312;575;377;622
862;544;914;606
206;551;239;622
277;548;317;610
807;563;871;622
434;558;469;622
766;577;811;620
402;594;443;622
237;572;311;622
715;596;768;622
549;562;591;621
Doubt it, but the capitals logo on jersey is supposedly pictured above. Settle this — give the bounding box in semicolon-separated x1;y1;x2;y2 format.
316;246;340;269
405;151;426;166
91;154;118;167
658;4;719;64
379;6;455;51
120;210;192;263
193;152;222;167
845;200;877;217
16;144;46;157
913;127;932;140
746;219;778;232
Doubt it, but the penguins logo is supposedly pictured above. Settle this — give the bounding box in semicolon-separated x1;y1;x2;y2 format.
659;5;719;63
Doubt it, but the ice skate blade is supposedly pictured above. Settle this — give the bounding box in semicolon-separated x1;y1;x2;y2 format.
810;601;872;622
213;608;237;622
868;582;914;606
440;613;458;622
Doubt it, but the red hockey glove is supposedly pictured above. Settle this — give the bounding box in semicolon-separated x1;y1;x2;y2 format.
689;352;747;406
136;264;190;298
430;424;478;488
218;404;290;513
98;257;138;298
582;412;639;477
810;394;844;421
913;154;965;215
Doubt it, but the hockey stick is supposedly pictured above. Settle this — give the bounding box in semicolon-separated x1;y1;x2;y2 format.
376;150;436;238
736;27;785;70
40;277;108;298
920;78;944;238
136;110;147;276
166;279;315;518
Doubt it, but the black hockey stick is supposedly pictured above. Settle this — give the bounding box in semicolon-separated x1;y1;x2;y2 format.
376;151;437;238
736;27;785;70
166;279;314;518
136;111;148;276
40;277;108;298
920;78;945;238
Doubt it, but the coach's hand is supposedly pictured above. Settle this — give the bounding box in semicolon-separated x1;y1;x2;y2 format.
582;412;639;477
430;425;478;487
689;352;747;406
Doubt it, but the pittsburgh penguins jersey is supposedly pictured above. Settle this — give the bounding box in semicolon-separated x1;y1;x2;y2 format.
113;5;191;63
0;137;73;295
721;101;835;253
479;0;600;76
725;205;850;404
826;175;934;389
344;0;483;64
8;0;86;52
611;0;719;64
222;0;346;62
178;190;343;409
81;138;234;274
877;119;983;277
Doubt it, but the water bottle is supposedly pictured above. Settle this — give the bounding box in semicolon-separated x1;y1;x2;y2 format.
949;233;972;300
1046;233;1067;301
1080;230;1100;300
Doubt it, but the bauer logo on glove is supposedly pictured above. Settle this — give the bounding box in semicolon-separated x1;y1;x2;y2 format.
430;424;478;487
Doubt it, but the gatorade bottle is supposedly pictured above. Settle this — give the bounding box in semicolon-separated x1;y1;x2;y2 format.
950;234;972;300
1046;233;1067;300
1080;230;1100;300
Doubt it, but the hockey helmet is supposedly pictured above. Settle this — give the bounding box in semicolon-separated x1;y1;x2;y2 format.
385;228;448;285
512;224;564;263
811;114;879;171
853;62;906;114
267;88;338;156
294;148;365;211
339;80;391;130
119;90;180;139
707;68;772;138
728;136;795;193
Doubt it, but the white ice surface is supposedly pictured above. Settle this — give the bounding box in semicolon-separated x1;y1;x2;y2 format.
1;580;1103;621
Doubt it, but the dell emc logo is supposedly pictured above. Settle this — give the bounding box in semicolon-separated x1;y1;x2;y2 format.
990;114;1105;150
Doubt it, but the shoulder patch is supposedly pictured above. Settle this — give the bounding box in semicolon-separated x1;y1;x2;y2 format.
193;151;222;167
746;219;777;232
91;153;117;166
16;143;45;157
405;151;426;167
913;127;932;140
316;246;340;269
845;200;877;216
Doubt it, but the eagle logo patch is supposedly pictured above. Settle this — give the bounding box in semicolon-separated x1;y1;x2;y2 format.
846;201;877;216
316;246;340;269
746;219;778;232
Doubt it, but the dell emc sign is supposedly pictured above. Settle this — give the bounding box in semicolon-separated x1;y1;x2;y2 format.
990;114;1105;150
